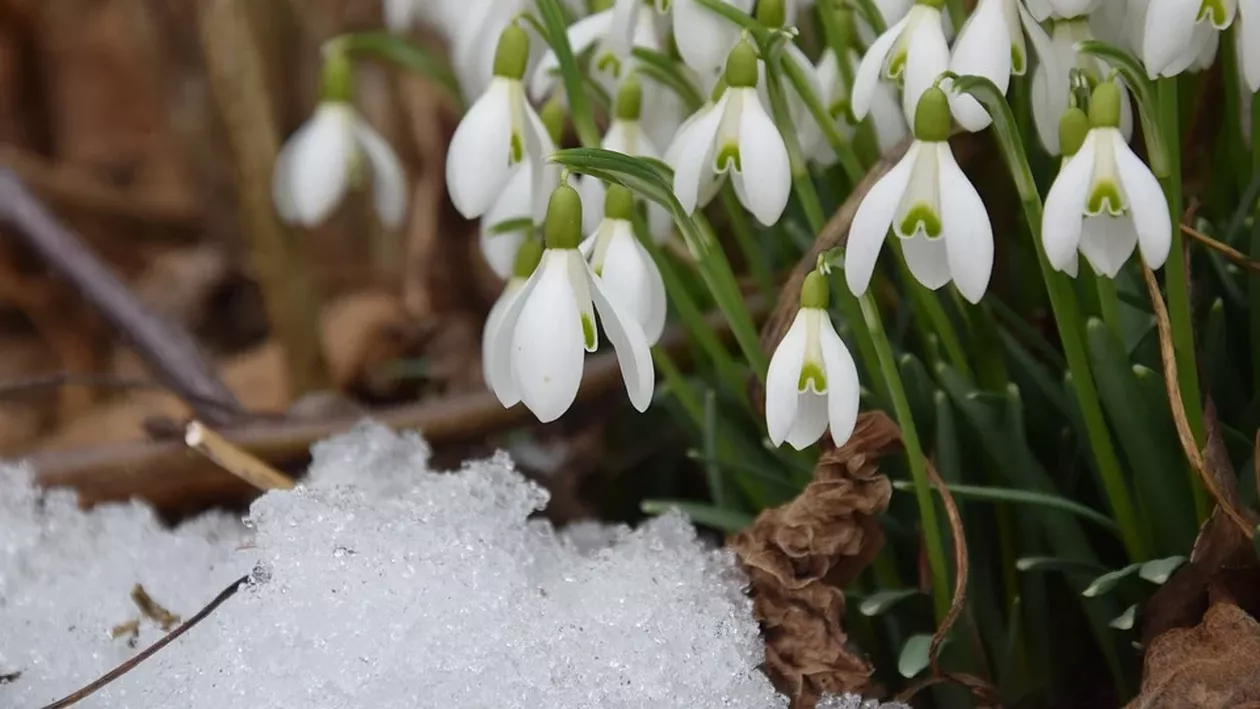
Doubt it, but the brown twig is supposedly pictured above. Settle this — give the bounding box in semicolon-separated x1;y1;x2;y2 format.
1142;265;1254;539
0;168;243;425
39;575;249;709
199;0;328;396
185;421;295;491
1180;223;1260;275
0;371;247;414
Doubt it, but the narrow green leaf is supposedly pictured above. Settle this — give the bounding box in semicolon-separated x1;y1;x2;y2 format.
891;480;1119;532
1083;563;1142;597
948;74;1038;203
692;0;767;41
534;0;601;147
1015;556;1108;575
858;588;921;617
640;500;754;533
486;217;534;236
1138;556;1185;584
898;634;936;678
1074;39;1169;177
630;48;705;110
1110;604;1138;630
850;0;888;34
702;389;727;509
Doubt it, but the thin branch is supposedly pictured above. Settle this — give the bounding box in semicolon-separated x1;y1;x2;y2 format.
1180;222;1260;275
925;461;968;678
0;372;250;417
0;168;243;425
39;575;250;709
1142;265;1255;539
186;421;295;491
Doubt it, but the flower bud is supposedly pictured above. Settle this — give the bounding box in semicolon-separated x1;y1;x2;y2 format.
493;24;530;81
756;0;786;28
724;40;759;89
1088;82;1121;129
913;86;951;142
544;184;584;250
604;184;636;221
800;270;830;309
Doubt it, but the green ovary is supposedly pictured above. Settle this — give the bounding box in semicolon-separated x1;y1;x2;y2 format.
715;143;741;173
899;203;943;239
581;314;596;350
798;361;827;393
1087;181;1125;216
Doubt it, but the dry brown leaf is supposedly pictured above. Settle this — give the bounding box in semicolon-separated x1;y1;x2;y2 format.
729;412;899;709
1128;603;1260;709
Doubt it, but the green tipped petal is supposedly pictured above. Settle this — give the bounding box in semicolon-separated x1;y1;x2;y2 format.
724;40;759;89
581;313;597;349
604;184;636;221
1087;180;1124;216
1088;82;1121;129
716;142;742;172
512;237;544;278
798;361;827;393
544;184;584;250
493;24;530;80
913;87;951;142
899;203;943;238
1058;107;1090;157
1199;0;1228;26
614;75;643;121
800;271;830;309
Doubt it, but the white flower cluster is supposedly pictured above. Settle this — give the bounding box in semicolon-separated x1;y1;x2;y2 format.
267;0;1199;447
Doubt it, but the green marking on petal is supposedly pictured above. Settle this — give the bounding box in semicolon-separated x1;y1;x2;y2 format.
596;52;622;78
829;97;855;124
899;203;943;239
1199;0;1228;26
581;313;597;350
798;361;827;393
1087;180;1125;216
510;132;524;165
716;142;742;172
886;49;908;80
1011;46;1026;75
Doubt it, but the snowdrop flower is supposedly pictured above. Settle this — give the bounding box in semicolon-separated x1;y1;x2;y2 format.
1142;0;1237;80
814;8;908;157
530;0;656;100
851;0;951;125
1024;0;1101;21
847;86;994;303
448;24;559;222
660;0;756;75
1030;16;1133;156
671;40;791;227
948;0;1035;131
1042;83;1171;277
488;183;655;422
483;238;543;405
579;77;673;241
273;48;406;230
765;270;860;450
581;185;667;344
752;0;829;156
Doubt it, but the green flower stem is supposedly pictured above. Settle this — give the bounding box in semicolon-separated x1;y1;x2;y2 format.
777;51;865;184
693;213;771;381
535;0;602;148
331;32;464;109
954;74;1148;561
654;348;705;426
1157;76;1209;522
815;0;854;89
861;293;951;620
1094;271;1123;344
720;186;776;303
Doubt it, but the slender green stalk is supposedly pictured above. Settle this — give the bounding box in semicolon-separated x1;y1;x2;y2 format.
534;0;601;147
654;348;705;425
862;294;951;619
778;53;865;183
1157;77;1210;522
720;186;776;303
1095;273;1123;344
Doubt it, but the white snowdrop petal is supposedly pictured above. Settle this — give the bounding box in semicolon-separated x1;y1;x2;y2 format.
511;252;586;422
936;144;993;303
785;392;829;450
1078;215;1139;278
588;263;656;412
900;9;951;125
1241;0;1260;91
673;0;744;74
524;101;564;223
901;235;952;290
490;266;544;408
851;15;912;121
600;221;659;342
272;131;300;223
1113;136;1172;269
447;80;515;218
1041;134;1098;271
735;92;792;227
846;144;920;296
765;311;809;446
480;164;533;280
484;278;526;406
353;119;409;230
286;105;356;227
818;317;861;447
672;97;728;215
384;0;416;32
948;0;1012;131
579;174;608;236
1145;0;1207;78
869;81;910;154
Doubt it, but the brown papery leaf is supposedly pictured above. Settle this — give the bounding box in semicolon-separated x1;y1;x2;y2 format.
729;412;898;709
1127;603;1260;709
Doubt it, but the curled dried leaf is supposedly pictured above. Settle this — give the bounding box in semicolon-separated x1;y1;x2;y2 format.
1127;603;1260;709
730;412;899;708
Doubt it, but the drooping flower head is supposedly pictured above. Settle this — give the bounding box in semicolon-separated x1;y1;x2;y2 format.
483;237;545;406
851;0;951;126
581;184;668;345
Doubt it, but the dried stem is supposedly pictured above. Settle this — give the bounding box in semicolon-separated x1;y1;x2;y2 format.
0;168;242;425
38;575;250;709
199;0;328;396
185;420;295;491
926;461;968;677
1142;265;1254;539
1180;223;1260;275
